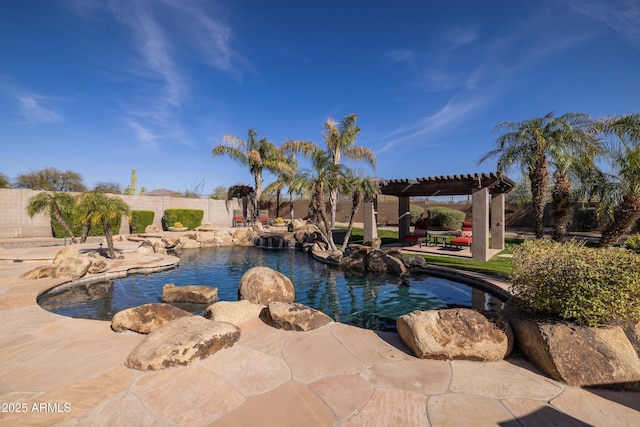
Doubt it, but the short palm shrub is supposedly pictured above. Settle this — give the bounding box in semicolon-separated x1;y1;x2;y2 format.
409;205;424;225
625;234;640;253
438;209;466;230
510;239;640;327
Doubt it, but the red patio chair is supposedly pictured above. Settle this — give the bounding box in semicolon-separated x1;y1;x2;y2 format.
450;221;472;248
403;218;429;246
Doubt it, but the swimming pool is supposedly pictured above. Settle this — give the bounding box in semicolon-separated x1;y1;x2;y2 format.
38;246;505;331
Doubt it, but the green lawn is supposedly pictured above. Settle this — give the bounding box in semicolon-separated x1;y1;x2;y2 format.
345;228;521;278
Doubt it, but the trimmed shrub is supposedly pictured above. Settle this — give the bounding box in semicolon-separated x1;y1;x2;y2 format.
162;209;204;230
426;206;447;222
511;239;640;327
51;210;122;238
130;210;155;234
437;208;466;230
409;205;424;225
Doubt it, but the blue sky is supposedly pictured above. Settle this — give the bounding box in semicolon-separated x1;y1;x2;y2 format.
1;0;639;195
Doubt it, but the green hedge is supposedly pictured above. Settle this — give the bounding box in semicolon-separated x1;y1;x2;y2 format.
426;206;447;222
51;210;122;238
130;210;155;234
511;239;640;327
162;209;204;230
438;209;466;230
409;205;424;225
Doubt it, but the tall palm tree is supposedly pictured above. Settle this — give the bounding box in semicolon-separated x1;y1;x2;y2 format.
212;129;294;218
292;150;349;252
282;113;376;228
480;112;589;239
263;152;299;219
547;114;601;241
341;172;379;249
76;192;130;258
587;114;640;247
26;191;77;243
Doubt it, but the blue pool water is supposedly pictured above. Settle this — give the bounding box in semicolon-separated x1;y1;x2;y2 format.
38;246;504;331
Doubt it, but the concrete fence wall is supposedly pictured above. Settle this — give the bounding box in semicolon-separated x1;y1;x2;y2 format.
0;189;242;239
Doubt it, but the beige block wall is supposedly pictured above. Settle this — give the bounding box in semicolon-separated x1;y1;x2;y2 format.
0;189;243;239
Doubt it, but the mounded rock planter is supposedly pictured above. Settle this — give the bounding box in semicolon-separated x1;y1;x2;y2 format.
397;308;514;361
125;316;240;371
111;303;193;334
508;313;640;391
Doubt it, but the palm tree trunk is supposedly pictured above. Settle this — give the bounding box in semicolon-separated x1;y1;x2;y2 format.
599;194;640;247
102;219;116;258
329;188;338;229
313;182;337;251
289;190;294;220
552;173;572;242
342;195;361;250
275;190;281;218
80;218;91;243
529;154;549;239
52;205;77;243
253;171;262;220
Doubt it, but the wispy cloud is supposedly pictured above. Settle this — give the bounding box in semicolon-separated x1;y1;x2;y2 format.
16;94;63;124
69;0;245;148
385;50;416;68
377;3;597;154
562;0;640;50
126;119;159;150
445;27;478;48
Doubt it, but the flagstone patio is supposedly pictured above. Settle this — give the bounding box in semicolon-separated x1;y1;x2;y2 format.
0;240;638;426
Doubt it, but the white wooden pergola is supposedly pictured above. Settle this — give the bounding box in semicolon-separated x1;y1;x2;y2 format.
362;173;515;261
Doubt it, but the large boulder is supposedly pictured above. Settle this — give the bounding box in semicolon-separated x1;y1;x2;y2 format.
363;250;407;276
204;300;266;326
88;257;111;274
111;303;193;334
509;316;640;390
53;246;81;265
397;308;514;361
624;321;640;358
125;316;240;371
264;302;333;331
161;284;219;304
196;231;218;248
161;234;181;249
54;256;92;280
238;266;295;305
20;266;56;280
179;239;201;250
137;240;155;255
144;224;162;233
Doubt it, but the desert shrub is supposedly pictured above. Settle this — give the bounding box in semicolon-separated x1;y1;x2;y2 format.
625;234;640;253
162;209;203;230
426;206;447;222
51;208;121;237
130;210;154;234
409;205;424;225
510;239;640;327
437;208;466;230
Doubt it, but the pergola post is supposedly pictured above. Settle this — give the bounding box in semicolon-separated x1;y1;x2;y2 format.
471;187;489;261
363;200;378;242
398;196;411;241
491;193;505;250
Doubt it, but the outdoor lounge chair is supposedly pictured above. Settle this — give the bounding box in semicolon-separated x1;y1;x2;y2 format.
259;209;269;225
450;221;472;248
403;218;429;246
232;209;246;227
